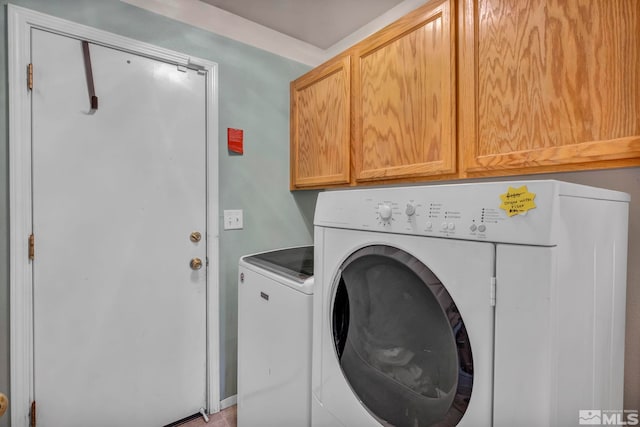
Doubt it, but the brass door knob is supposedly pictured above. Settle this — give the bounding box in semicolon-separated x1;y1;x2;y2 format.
190;257;203;270
190;232;202;242
0;393;7;417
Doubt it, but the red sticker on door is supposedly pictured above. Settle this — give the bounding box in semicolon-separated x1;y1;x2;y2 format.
227;128;244;154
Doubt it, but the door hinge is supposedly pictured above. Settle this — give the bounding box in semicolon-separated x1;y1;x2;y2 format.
490;277;496;307
30;400;36;427
27;63;33;90
29;234;35;261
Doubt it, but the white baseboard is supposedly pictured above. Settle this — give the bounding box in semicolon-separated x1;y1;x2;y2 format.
221;394;237;410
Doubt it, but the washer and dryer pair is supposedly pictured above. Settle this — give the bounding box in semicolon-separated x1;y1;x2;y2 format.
312;180;629;427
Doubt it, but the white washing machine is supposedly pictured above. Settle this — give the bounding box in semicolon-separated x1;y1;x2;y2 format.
238;246;314;427
312;180;629;427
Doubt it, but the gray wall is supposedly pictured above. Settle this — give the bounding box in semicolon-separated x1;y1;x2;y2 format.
0;1;314;425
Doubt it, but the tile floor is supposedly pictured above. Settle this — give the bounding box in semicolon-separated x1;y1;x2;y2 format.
180;405;236;427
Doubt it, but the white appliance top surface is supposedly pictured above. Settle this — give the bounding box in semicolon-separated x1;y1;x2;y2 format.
240;246;314;294
314;180;629;246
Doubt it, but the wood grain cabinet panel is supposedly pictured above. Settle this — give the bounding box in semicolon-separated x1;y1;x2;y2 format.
459;0;640;174
353;0;456;182
290;56;351;189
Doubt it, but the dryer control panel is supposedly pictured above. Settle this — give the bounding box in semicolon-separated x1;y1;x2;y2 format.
315;180;629;246
369;196;529;243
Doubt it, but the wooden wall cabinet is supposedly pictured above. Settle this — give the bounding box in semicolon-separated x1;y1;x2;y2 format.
291;0;640;189
290;0;455;189
459;0;640;176
290;55;351;189
353;0;456;182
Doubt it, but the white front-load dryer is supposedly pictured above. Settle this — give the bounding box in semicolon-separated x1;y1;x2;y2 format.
312;229;495;426
311;180;629;427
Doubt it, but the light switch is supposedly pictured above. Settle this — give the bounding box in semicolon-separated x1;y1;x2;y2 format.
224;209;243;230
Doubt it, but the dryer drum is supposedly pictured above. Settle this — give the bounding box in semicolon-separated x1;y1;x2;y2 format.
332;245;473;427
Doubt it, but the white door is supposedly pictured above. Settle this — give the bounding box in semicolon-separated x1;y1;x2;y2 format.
31;29;208;426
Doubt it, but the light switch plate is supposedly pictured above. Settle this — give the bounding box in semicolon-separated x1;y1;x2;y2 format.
223;209;243;230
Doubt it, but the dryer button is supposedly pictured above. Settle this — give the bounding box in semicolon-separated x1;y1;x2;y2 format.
478;224;487;232
447;223;455;230
469;224;477;232
441;222;448;230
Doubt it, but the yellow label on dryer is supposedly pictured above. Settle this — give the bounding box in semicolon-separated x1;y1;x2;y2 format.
499;185;537;217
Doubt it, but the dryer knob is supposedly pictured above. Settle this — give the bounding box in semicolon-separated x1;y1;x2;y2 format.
405;203;416;217
378;204;392;221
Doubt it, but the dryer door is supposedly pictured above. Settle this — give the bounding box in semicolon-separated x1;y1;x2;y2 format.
330;243;489;427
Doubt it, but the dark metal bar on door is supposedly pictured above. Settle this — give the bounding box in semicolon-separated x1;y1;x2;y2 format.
81;41;98;113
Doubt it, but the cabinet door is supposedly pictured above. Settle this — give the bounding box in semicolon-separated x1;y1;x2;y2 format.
290;56;351;189
353;0;456;182
459;0;640;175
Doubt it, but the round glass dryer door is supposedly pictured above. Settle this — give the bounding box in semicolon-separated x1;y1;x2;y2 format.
332;245;473;426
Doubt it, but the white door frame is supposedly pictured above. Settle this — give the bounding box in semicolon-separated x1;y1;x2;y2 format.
8;5;220;425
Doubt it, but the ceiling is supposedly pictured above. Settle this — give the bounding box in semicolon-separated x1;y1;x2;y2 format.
199;0;404;49
120;0;426;65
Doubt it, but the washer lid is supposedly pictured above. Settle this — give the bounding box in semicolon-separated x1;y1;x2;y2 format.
242;246;314;284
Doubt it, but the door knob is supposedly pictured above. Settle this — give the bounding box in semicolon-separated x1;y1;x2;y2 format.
190;257;203;270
